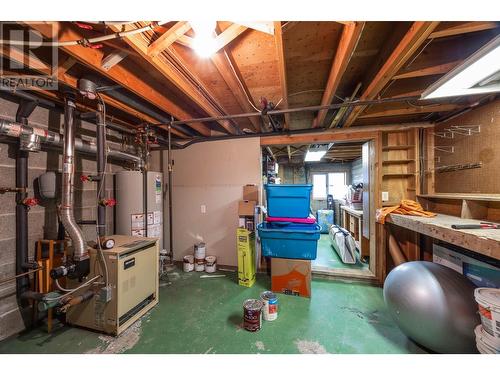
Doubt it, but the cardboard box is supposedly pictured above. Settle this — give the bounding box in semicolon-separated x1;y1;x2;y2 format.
243;184;259;202
238;217;254;231
237;228;256;287
271;258;311;298
238;200;256;216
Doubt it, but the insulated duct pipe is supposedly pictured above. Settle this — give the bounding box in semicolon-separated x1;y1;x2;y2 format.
388;230;408;267
0;119;143;167
60;96;88;265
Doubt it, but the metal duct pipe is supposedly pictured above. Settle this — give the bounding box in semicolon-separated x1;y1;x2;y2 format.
388;230;408;267
60;96;87;263
97;88;200;138
0;119;143;167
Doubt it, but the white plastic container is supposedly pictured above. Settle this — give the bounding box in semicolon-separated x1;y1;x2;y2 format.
195;259;205;272
474;325;500;354
205;256;217;273
183;255;194;272
474;288;500;341
194;242;206;261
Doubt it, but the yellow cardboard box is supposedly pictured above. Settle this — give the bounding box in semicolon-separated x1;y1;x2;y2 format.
237;228;256;287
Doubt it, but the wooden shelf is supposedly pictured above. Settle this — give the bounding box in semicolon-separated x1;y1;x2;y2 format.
382;145;415;151
382;173;415;178
385;213;500;260
418;194;500;202
382;159;415;165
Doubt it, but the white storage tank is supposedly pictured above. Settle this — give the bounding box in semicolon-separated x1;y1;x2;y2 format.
115;171;164;250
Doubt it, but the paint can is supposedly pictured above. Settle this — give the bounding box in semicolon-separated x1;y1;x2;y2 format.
183;255;194;272
205;256;217;273
474;325;500;354
474;288;500;341
194;242;206;260
243;299;263;332
260;291;278;321
195;258;205;272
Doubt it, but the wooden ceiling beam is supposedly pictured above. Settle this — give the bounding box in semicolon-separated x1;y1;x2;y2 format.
313;22;365;128
0;45;186;137
147;21;192;57
359;103;462;119
25;22;209;137
428;21;499;39
108;22;238;135
392;60;461;80
210;38;260;131
174;24;248;54
343;22;440;127
273;21;291;130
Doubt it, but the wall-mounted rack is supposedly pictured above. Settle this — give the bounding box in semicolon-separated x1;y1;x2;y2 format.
434;146;455;154
447;125;480;136
435;162;482;173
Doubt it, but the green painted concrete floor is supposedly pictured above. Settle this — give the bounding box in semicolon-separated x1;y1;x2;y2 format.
0;269;426;354
312;234;369;271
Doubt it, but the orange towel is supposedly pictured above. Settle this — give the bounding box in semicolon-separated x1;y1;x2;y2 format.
376;199;436;224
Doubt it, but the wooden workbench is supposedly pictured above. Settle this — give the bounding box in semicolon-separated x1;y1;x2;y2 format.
385;213;500;260
341;205;369;258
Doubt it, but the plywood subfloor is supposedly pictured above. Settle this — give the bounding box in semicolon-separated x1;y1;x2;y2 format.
0;268;425;354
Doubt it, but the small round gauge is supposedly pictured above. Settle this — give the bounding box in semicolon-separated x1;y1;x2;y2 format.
102;238;115;249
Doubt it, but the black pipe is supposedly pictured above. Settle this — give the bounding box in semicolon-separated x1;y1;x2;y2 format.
167;124;173;263
15;100;37;302
96;102;106;238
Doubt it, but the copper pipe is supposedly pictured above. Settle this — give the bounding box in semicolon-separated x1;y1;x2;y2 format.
0;268;42;286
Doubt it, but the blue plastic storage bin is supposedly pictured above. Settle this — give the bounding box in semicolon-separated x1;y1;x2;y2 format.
264;184;312;218
257;222;320;260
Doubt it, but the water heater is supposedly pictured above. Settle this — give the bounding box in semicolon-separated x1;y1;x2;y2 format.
115;171;164;250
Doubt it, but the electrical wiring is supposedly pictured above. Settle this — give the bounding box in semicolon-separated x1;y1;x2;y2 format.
0;21;168;47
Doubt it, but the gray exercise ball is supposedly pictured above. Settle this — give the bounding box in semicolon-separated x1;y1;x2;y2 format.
383;261;480;353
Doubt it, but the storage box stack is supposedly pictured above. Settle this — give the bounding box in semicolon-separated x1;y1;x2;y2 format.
258;184;320;298
237;185;259;287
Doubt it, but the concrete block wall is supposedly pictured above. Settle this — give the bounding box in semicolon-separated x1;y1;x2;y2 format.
0;96;126;341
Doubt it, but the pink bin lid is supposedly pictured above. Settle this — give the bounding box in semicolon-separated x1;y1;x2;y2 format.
266;216;317;224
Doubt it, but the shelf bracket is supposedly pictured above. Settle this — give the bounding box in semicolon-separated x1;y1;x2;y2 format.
446;125;481;136
434;146;454;154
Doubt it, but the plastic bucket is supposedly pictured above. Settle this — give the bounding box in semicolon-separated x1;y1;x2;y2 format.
264;184;312;218
195;242;206;260
183;255;194;272
474;288;500;341
205;256;217;273
474;325;500;354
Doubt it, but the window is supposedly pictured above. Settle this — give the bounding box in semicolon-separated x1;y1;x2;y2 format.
328;172;347;199
312;172;348;200
312;174;327;200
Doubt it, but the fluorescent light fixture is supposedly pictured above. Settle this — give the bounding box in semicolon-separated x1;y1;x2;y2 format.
305;150;327;162
422;35;500;99
190;20;217;58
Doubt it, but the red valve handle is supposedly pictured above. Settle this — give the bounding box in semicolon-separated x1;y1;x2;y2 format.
74;22;94;30
99;198;116;207
80;175;90;182
22;197;39;207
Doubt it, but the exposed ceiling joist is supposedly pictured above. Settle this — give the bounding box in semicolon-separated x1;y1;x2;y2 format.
232;21;274;35
313;21;365;128
359;103;462;119
273;21;290;130
210;28;260;132
147;21;192;57
392;60;462;80
428;21;499;39
0;45;186;137
25;22;209;137
108;23;238;135
343;21;440;127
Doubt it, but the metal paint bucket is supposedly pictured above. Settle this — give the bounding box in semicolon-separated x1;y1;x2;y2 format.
195;258;205;272
194;242;206;260
183;255;194;272
260;291;278;321
243;299;263;332
205;256;217;273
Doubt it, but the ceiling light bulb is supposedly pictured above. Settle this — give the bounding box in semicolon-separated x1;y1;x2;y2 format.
190;20;217;58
